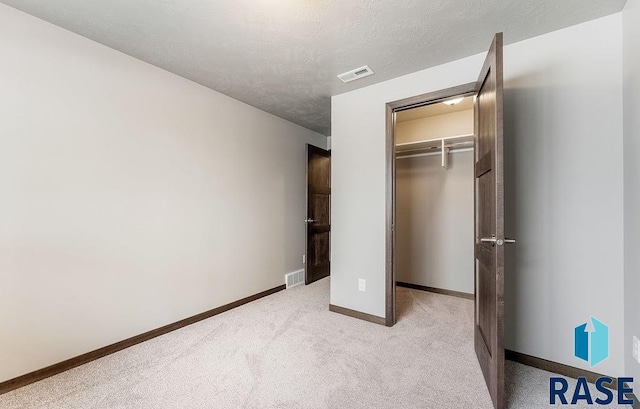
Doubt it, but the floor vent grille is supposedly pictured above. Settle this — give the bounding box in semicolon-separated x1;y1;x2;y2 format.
285;270;305;289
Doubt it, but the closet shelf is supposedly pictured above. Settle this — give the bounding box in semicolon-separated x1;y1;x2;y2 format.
395;134;474;168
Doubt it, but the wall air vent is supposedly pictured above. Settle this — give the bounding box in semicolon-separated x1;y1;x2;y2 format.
337;65;374;83
285;269;305;289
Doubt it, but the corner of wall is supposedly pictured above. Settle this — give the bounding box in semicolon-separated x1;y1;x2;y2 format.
623;0;640;382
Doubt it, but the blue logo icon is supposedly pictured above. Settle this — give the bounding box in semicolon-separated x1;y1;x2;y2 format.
574;317;608;367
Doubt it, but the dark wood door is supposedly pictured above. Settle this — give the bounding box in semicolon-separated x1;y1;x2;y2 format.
474;33;507;409
306;145;331;284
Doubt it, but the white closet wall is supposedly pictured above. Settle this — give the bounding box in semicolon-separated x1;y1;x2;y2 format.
396;110;475;294
396;110;472;144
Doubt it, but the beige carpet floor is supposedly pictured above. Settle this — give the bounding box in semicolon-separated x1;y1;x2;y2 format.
0;278;631;408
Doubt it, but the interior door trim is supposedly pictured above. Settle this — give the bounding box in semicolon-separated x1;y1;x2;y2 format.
384;82;478;327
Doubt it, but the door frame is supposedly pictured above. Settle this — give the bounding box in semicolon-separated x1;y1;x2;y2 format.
384;82;478;327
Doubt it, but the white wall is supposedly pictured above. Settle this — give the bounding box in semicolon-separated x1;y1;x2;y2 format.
331;14;625;376
623;0;640;382
0;4;326;383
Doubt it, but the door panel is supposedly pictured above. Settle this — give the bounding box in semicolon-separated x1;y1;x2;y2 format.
311;194;330;225
310;231;330;266
474;33;506;409
477;245;495;350
306;145;331;284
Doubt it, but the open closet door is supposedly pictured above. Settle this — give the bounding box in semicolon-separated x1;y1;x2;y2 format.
474;33;507;409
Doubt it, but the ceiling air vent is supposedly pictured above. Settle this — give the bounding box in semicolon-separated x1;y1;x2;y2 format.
337;65;374;83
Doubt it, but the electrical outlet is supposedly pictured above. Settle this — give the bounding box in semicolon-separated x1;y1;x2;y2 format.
634;336;640;364
358;279;366;292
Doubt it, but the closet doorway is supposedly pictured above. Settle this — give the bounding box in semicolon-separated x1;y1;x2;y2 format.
394;96;476;300
385;34;511;409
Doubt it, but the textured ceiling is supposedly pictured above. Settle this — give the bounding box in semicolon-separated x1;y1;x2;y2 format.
1;0;626;135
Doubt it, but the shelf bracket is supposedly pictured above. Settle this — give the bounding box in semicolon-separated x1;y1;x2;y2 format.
441;139;449;169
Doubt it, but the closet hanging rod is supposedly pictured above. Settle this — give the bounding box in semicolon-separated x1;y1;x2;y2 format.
395;141;474;157
396;147;473;160
396;140;473;152
395;133;474;150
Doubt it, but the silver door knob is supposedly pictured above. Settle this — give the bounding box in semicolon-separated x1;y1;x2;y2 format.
304;218;315;223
